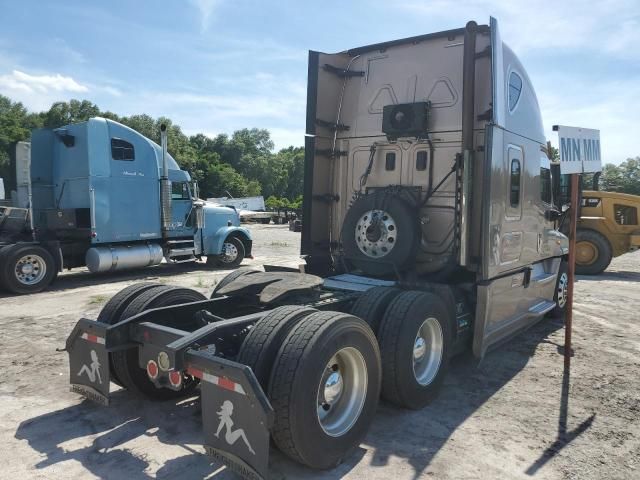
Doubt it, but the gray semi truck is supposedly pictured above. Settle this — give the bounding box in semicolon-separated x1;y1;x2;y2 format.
0;120;252;294
65;18;569;479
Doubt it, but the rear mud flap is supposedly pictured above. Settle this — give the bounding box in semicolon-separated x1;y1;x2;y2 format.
187;350;273;480
67;319;110;406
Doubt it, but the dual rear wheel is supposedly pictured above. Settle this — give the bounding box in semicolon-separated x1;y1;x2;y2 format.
237;286;452;469
97;284;206;399
238;306;381;469
351;286;451;409
97;274;452;470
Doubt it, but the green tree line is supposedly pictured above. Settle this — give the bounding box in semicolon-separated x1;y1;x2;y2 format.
0;95;304;204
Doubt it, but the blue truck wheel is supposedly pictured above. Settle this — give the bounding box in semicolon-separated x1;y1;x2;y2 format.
0;244;56;294
208;236;245;268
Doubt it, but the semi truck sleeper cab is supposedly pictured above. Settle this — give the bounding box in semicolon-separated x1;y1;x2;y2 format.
65;18;569;479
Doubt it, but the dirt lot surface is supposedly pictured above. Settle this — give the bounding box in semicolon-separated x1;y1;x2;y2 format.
1;224;638;479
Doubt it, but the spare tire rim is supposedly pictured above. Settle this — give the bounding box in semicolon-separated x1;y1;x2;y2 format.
220;242;239;263
14;254;47;286
412;317;444;386
316;347;368;437
557;272;569;308
355;209;397;258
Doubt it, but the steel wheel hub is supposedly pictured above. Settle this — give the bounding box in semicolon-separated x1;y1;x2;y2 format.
557;272;568;308
412;318;444;386
317;347;367;437
220;242;238;263
355;209;397;258
576;241;597;265
14;254;47;286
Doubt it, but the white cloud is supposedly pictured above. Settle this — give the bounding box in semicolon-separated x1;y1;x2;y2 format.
396;0;640;164
539;77;640;165
397;0;640;59
0;69;124;111
268;127;305;150
0;69;88;94
94;85;122;97
189;0;222;33
51;38;86;64
107;74;306;150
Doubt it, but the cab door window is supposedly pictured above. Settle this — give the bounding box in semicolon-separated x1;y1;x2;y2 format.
614;204;638;225
171;182;190;200
540;156;552;205
506;146;523;219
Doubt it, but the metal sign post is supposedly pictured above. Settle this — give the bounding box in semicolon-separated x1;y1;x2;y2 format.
564;174;579;368
553;125;602;368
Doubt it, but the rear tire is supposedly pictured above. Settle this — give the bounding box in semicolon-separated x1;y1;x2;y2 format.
210;267;259;298
269;311;381;469
96;282;161;386
236;306;316;389
350;286;401;334
378;291;452;409
0;245;12;291
112;285;206;400
0;244;56;294
575;229;612;275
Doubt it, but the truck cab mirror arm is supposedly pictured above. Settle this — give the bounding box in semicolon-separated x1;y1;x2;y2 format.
544;208;561;222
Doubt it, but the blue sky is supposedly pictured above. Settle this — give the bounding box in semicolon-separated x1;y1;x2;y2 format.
0;0;638;164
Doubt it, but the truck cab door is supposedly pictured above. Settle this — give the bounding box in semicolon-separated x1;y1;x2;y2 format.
169;180;194;234
473;18;558;358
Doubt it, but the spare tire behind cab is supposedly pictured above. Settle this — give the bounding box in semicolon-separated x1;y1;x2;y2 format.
341;192;419;276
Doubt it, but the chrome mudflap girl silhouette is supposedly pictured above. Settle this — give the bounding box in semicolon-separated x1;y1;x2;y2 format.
215;400;255;455
78;350;103;384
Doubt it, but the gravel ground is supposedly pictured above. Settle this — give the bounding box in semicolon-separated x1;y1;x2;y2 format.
0;224;638;479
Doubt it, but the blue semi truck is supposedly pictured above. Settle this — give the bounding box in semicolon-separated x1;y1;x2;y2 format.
0;118;252;294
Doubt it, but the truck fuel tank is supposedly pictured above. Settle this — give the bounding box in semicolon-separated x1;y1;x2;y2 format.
86;244;164;273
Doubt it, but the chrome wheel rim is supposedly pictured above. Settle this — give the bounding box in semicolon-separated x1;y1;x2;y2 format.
220;242;239;264
557;272;568;308
14;254;47;286
412;318;444;386
317;347;368;437
355;209;397;258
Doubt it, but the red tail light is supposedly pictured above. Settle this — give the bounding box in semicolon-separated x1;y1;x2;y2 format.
146;360;159;380
169;371;182;387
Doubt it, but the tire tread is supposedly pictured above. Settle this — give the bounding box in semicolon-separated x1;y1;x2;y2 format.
236;305;316;389
269;311;360;465
378;291;424;406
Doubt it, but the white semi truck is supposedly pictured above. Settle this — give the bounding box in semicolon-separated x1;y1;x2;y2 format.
65;18;569;479
208;196;274;223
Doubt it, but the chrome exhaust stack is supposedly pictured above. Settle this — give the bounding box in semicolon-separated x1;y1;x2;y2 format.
159;124;172;236
458;20;478;267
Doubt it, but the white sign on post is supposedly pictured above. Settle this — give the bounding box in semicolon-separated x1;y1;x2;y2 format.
554;125;602;174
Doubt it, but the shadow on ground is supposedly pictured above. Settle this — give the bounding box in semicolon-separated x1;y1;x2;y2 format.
0;261;234;300
15;391;229;479
15;317;593;479
577;270;640;283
